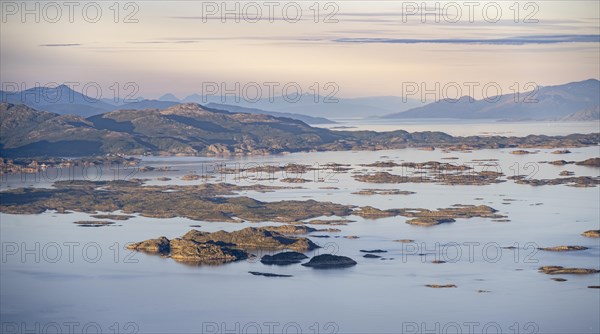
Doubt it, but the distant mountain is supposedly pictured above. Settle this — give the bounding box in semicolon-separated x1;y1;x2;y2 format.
205;103;335;124
0;87;337;123
158;93;179;102
0;84;115;117
561;105;600;121
181;94;425;119
383;79;600;120
119;100;179;110
2;102;597;158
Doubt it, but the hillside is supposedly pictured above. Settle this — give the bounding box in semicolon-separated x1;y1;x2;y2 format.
561;106;600;121
0;103;341;157
1;103;597;157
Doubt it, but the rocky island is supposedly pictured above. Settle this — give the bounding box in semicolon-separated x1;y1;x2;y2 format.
127;227;320;265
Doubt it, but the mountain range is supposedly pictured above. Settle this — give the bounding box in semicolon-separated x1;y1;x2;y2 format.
2;79;597;122
0;86;334;124
383;79;600;120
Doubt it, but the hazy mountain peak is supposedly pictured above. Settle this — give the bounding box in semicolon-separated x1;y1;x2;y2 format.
158;93;180;102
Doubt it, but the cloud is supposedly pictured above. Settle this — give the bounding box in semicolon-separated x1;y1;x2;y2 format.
38;43;81;47
334;34;600;45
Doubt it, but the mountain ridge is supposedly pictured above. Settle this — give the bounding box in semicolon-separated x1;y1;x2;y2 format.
1;102;597;158
382;79;600;120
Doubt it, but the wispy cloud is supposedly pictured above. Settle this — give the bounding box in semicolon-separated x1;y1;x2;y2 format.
38;43;81;47
334;34;600;45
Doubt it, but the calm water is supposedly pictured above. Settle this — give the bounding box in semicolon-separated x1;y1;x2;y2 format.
1;132;599;333
318;119;599;137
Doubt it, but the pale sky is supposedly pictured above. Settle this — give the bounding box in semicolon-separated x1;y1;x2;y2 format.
1;0;599;100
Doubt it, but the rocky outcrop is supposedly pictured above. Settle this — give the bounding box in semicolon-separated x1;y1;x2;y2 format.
363;254;381;259
425;284;457;288
127;227;318;265
509;175;600;187
128;236;170;253
582;230;600;238
169;238;248;264
575;157;600;167
260;252;308;265
248;271;292;277
280;178;311;183
510;150;535;155
538;266;600;275
181;227;319;252
538;246;588;251
406;217;455;226
73;220;115;227
352;189;415;196
89;214;134;220
301;254;357;269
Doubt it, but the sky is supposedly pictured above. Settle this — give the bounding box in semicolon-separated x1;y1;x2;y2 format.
1;0;599;100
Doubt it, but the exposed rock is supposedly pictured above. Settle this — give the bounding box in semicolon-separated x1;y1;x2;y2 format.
394;239;415;243
360;249;387;253
248;271;292;278
510;150;535;155
305;219;355;225
344;235;360;239
156;177;172;181
260;251;308;265
559;171;575;176
538;266;600;275
551;278;568;282
425;284;457;288
280;178;311;183
551;150;571;154
406;217;456;226
301;254;357;269
181;174;201;181
575;157;600;167
181;227;319;252
73;220;115;227
508;175;600;187
432;260;446;264
127;226;319;265
0;180;354;222
545;158;600;167
354;206;398;218
89;214;134;220
582;230;600;238
169;238;248;264
127;236;170;253
353;167;505;186
317;228;342;233
258;225;317;235
352;189;415;196
538;246;588;252
363;254;381;259
359;161;401;168
589;286;600;289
